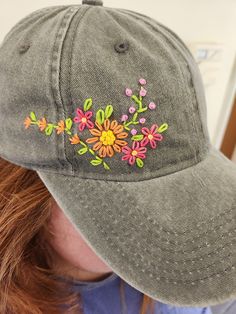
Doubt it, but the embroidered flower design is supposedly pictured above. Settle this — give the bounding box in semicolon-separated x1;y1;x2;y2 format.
122;141;147;168
86;119;128;158
74;108;94;131
38;117;47;132
56;120;66;135
24;117;32;129
69;134;80;145
23;78;168;170
140;124;163;149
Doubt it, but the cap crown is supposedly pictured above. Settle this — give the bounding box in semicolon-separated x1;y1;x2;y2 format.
0;4;210;181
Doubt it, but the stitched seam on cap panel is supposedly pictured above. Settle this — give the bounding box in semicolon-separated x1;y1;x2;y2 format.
142;17;206;162
59;6;92;174
51;6;81;174
65;177;236;285
116;9;204;163
35;144;213;182
130;9;210;154
67;6;92;121
117;8;209;149
18;143;221;180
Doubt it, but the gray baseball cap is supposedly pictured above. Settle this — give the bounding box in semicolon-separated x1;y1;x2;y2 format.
0;0;236;307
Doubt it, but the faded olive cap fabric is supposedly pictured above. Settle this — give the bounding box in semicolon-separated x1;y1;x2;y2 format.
0;0;236;307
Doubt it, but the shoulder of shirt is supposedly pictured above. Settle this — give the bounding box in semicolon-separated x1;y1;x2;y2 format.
161;304;212;314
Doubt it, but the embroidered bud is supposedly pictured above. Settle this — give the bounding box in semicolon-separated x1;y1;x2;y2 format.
129;106;136;114
139;78;146;85
121;114;129;122
131;129;137;135
148;102;156;110
139;118;146;124
125;88;132;97
139;87;147;97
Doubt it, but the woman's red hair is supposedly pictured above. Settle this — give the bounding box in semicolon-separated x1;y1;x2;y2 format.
0;157;156;313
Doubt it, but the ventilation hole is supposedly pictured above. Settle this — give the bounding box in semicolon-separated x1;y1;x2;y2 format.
19;44;31;54
114;41;129;53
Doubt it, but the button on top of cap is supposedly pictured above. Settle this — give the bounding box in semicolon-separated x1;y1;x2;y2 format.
82;0;103;6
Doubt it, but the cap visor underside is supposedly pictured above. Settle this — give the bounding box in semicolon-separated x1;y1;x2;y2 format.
37;145;236;307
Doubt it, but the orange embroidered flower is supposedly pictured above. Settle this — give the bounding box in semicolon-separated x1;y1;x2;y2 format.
56;120;65;135
86;119;128;158
38;117;47;131
69;134;80;145
24;117;31;129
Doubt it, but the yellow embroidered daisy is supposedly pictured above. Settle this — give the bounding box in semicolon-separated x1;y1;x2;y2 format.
86;119;128;158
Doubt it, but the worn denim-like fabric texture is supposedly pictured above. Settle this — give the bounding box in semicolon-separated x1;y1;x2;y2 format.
0;3;236;308
0;4;211;179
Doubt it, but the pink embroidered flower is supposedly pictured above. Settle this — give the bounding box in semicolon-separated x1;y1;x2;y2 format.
125;88;132;97
148;102;156;110
131;128;137;135
129;106;136;114
139;117;146;124
139;78;146;85
122;141;147;165
121;114;128;122
73;108;94;131
141;124;163;149
139;87;147;97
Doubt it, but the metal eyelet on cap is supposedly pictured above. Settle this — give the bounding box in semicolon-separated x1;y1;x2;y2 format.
82;0;103;6
114;41;129;53
19;43;31;54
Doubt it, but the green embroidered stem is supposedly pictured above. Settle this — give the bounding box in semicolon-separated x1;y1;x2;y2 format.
27;115;111;170
123;93;148;131
131;94;147;113
123;120;139;131
123;111;139;131
76;140;111;170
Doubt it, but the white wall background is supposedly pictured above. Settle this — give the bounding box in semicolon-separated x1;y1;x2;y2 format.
0;0;235;148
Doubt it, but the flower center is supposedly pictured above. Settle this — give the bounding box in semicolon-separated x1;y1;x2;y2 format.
148;134;153;140
131;150;138;156
100;130;116;146
81;117;87;123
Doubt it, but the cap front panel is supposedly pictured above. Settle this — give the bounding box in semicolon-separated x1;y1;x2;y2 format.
57;6;210;180
0;6;80;172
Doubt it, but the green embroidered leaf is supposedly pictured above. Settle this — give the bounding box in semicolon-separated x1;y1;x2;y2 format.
90;159;102;166
95;156;102;161
65;118;73;130
158;123;168;133
78;147;88;155
96;109;105;124
136;158;144;168
124;125;130;131
103;162;110;170
83;98;93;111
131;95;141;105
104;105;113;119
131;134;144;141
45;124;53;136
30;111;37;121
132;112;138;121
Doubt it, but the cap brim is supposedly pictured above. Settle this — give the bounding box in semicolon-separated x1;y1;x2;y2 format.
37;144;236;307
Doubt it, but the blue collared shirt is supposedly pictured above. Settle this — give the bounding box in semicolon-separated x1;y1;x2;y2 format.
60;271;212;314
